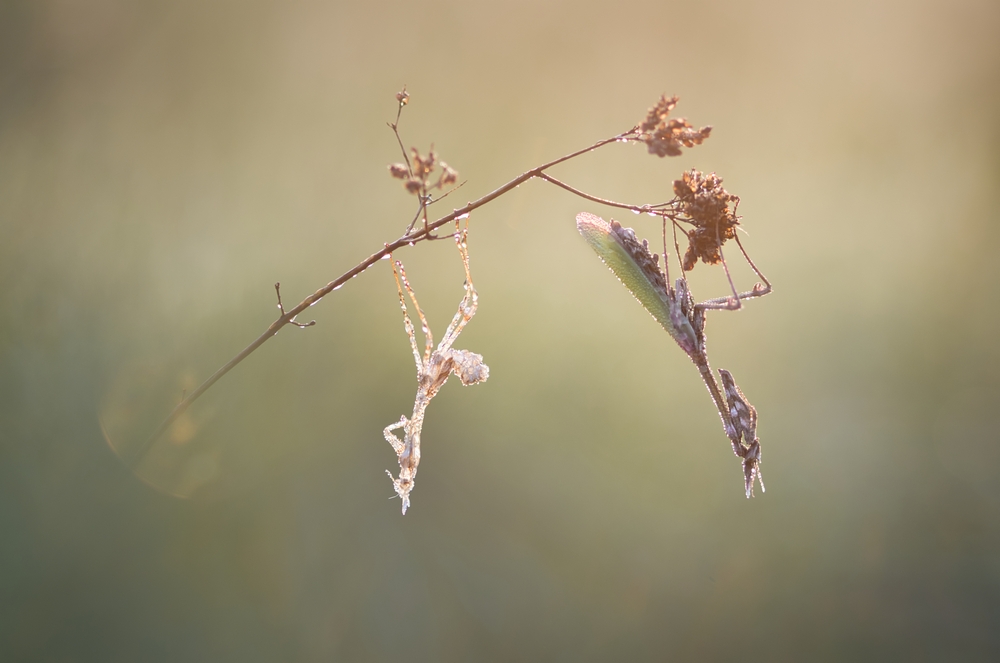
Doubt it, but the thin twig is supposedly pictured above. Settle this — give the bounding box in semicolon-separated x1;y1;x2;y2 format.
389;92;412;177
427;180;467;205
130;128;640;466
405;204;423;234
661;218;670;285
536;172;659;214
671;219;685;282
275;282;316;328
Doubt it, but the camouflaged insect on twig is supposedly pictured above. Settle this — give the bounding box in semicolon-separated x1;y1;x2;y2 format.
577;211;770;497
383;220;488;514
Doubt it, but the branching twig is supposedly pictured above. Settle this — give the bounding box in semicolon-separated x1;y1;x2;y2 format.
129;128;640;466
274;282;316;328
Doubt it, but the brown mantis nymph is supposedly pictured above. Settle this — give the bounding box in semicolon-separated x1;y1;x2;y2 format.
577;212;769;497
384;221;489;513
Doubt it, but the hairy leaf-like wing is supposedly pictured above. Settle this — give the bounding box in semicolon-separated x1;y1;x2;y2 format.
576;212;698;354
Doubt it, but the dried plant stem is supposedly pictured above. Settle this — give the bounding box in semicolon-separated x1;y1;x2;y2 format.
129;129;639;467
536;172;668;214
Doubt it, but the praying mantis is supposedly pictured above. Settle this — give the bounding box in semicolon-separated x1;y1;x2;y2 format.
383;221;488;514
576;212;770;497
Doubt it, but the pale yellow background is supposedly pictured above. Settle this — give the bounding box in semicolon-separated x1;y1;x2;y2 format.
2;0;999;659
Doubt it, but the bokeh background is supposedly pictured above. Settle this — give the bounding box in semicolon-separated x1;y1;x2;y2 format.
2;0;999;660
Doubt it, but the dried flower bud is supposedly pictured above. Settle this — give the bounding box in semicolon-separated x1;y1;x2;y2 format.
388;163;409;179
410;148;436;180
637;95;711;158
405;177;422;194
679;126;712;147
683;245;698;272
640;95;679;132
440;162;458;186
396;89;409;105
673;169;739;270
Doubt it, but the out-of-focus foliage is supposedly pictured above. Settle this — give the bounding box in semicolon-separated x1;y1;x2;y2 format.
2;0;999;660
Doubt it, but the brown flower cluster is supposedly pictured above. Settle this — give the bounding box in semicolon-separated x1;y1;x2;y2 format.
388;147;458;195
638;95;712;157
673;170;739;271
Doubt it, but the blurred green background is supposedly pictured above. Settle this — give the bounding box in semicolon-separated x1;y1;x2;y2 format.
2;0;999;660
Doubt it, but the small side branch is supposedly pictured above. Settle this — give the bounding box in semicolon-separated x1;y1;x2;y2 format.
275;283;316;328
388;87;412;175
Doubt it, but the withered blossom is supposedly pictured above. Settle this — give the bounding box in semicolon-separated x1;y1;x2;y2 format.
674;170;739;271
439;162;458;187
637;95;712;157
411;147;437;179
388;146;459;196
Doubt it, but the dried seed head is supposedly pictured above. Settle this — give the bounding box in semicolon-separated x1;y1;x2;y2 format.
674;169;739;270
400;147;459;193
637;95;712;157
393;144;461;196
440;162;458;187
640;95;678;132
411;147;436;180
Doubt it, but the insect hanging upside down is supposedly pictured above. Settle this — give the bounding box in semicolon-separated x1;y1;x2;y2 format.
576;212;770;498
384;223;489;514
